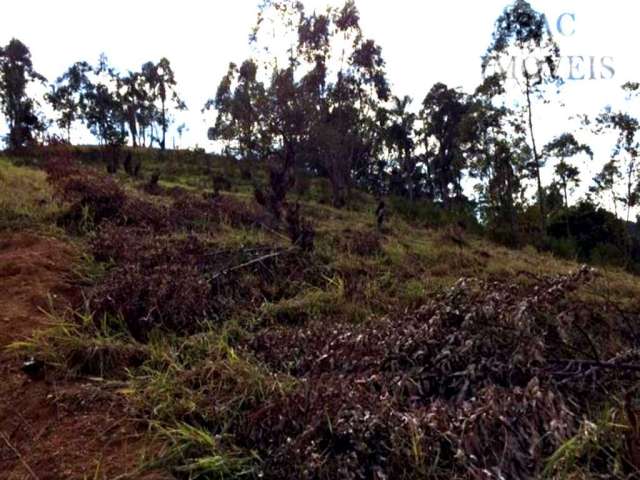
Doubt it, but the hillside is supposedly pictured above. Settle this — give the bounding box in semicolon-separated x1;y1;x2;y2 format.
1;153;640;479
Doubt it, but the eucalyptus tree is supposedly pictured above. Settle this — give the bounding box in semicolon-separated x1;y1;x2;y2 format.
83;82;126;146
115;70;145;147
419;82;472;208
597;111;639;222
384;95;417;200
596;84;640;223
207;54;309;217
206;59;267;162
206;0;389;210
0;39;46;149
128;65;159;147
79;55;127;147
543;133;592;208
466;74;526;242
482;0;561;232
141;58;186;150
49;57;133;147
46;61;92;143
591;160;622;218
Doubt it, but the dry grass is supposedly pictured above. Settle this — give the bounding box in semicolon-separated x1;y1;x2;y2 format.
0;157;62;232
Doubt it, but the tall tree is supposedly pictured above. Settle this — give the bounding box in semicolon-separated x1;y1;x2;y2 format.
385;95;417;200
482;0;561;234
543;133;592;208
0;39;46;149
311;44;389;204
206;60;267;161
591;160;621;218
46;61;92;143
467;74;526;244
129;66;159;147
419;83;471;207
81;55;127;147
596;84;640;223
116;70;145;147
206;0;389;210
142;58;186;151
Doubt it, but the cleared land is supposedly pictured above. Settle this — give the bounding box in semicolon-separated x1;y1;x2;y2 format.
1;154;639;479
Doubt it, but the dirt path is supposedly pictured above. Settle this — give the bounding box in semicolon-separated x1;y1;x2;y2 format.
0;233;166;480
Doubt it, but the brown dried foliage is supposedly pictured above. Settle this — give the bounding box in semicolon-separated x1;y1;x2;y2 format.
235;267;640;479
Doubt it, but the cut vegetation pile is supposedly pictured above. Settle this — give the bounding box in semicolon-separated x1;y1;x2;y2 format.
246;267;640;479
44;157;326;339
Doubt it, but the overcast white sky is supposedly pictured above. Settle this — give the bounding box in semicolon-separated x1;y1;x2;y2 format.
1;0;639;210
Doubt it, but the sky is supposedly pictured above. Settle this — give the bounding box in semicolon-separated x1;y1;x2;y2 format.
1;0;639;210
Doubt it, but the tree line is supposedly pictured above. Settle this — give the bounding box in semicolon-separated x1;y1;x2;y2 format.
0;43;185;150
0;0;638;270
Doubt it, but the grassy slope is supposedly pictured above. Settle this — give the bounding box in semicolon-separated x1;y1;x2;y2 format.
0;157;63;233
2;154;640;479
0;159;170;479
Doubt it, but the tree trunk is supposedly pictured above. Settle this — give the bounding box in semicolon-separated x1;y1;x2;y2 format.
562;181;571;238
626;160;634;224
525;77;546;236
128;106;138;147
161;97;166;151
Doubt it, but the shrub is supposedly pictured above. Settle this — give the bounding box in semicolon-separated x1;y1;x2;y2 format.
331;228;382;257
57;174;126;229
45;159;259;234
42;156;82;183
591;243;627;268
119;197;170;230
547;202;632;267
88;223;325;338
91;263;213;340
390;196;480;232
170;195;257;231
549;236;578;260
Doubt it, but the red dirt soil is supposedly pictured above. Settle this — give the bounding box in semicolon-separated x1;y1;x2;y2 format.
0;233;167;480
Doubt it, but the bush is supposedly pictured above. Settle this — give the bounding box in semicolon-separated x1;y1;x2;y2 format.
331;228;382;257
42;156;81;183
57;174;126;229
44;158;260;234
547;202;632;267
171;195;258;231
390;196;480;231
591;243;627;268
88;222;326;338
91;262;213;340
549;236;578;260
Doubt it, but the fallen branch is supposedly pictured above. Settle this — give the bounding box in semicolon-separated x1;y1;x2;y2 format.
0;431;39;480
210;248;293;282
549;359;640;373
